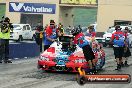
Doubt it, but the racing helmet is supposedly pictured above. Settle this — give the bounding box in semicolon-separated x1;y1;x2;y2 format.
71;27;81;36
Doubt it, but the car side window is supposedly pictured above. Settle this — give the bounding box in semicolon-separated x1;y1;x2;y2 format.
26;25;30;30
23;26;26;31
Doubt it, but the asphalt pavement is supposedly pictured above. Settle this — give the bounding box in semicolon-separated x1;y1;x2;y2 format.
0;47;132;88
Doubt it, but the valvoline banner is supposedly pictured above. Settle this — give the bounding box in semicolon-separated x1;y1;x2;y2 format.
9;2;56;14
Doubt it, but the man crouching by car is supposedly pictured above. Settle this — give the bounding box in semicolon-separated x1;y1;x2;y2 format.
71;27;96;74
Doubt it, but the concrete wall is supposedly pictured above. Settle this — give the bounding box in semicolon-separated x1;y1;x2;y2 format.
59;7;97;28
0;4;6;19
73;7;97;27
0;0;6;3
97;0;132;32
6;0;59;27
0;0;6;18
5;0;97;28
59;6;74;27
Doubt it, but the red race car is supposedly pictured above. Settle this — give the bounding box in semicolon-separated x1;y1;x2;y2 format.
38;35;105;72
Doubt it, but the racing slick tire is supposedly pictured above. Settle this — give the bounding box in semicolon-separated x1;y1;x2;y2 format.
95;57;105;70
101;58;105;68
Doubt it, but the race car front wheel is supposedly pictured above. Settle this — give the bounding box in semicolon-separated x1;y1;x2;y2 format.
76;75;87;85
37;64;43;69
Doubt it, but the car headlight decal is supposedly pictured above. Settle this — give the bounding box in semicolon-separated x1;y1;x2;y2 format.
40;56;49;61
74;59;87;63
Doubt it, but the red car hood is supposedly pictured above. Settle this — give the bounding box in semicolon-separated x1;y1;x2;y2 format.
41;47;56;57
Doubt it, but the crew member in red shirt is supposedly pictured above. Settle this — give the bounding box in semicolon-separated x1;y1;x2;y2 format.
122;27;131;66
71;27;96;74
44;20;61;51
110;25;126;70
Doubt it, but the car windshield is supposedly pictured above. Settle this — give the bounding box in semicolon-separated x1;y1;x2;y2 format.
13;25;21;30
59;36;76;53
59;36;72;43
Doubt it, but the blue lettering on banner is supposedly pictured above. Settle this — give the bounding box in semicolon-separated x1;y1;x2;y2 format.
9;2;56;14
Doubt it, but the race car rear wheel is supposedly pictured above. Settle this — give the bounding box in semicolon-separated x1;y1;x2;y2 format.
100;57;105;69
95;57;105;70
